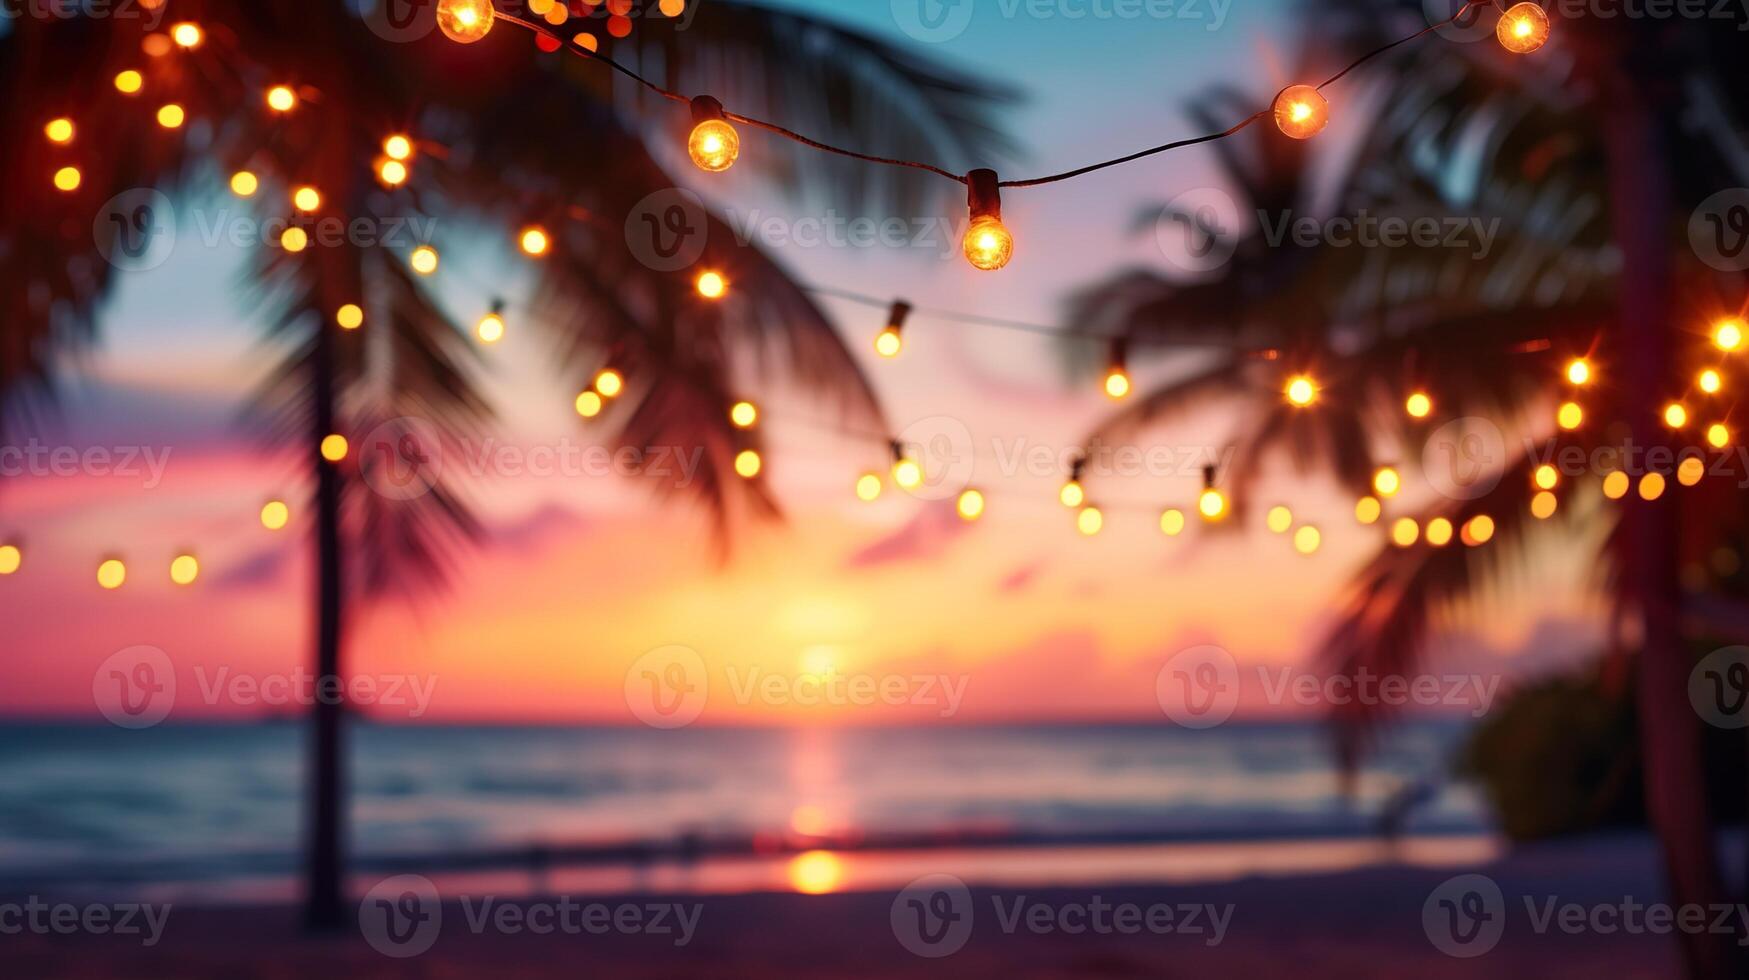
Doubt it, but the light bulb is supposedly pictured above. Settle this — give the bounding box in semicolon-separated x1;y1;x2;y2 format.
1266;505;1293;534
410;246;439;275
293;186;321;212
962;169;1013;271
53;167;81;192
114;70;143;95
893;457;924;491
695;270;728;300
384;135;414;161
261;500;291;530
378;159;408;187
1059;480;1084;508
1715;320;1745;352
1198;488;1227;521
1373;466;1401;498
1285;375;1317;407
855;473;883;502
734;449;762;479
1707;423;1731;449
730;401;758;429
436;0;495;43
476;312;505;344
594;368;624;398
575;391;603;418
44;118;73;143
1602;471;1630;500
1405;391;1432;419
1425;517;1454;547
1496;2;1551;54
1534;464;1559;490
1355;496;1382;525
1699;369;1722;394
170;554;200;586
97;558;127;590
1664;402;1688;429
1293;525;1321;555
1678;456;1705;487
1272;84;1329;140
281;227;309;253
157;104;185;128
266;85;297;112
1639;472;1666;501
0;543;20;575
1391;517;1419;548
1076;506;1104;536
1557;401;1583;430
1159;509;1185;537
1462;514;1496;546
956;489;986;522
519;226;550;257
1103;367;1131;400
171;22;203;48
875;327;903;358
337;304;365;330
320;434;349;463
230;171;259;197
1565;358;1591;385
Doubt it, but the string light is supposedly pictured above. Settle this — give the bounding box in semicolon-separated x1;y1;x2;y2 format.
734;449;762;479
876;302;911;358
519;226;550;257
1272;85;1328;140
1198;467;1227;522
97;558;127;590
320;434;349;463
384;135;414;161
410;246;439;275
266;85;298;112
1266;505;1293;534
1531;491;1557;519
170;22;202;48
1565;358;1591;385
0;543;20;575
44;117;73;143
594;368;624;398
1077;506;1104;536
114;70;143;94
1533;464;1559;490
687;96;740;172
1293;525;1320;555
1461;514;1495;546
53;167;81;192
1159;508;1185;536
170;554;200;586
1391;517;1419;548
1372;466;1401;498
1678;456;1705;487
230;171;259;197
730;401;758;429
1496;2;1552;54
1355;496;1382;525
575;390;603;418
281;227;309;252
1557;401;1583;430
1405;391;1432;419
261;500;291;530
891;454;924;491
1715;319;1744;352
855;473;883;502
1707;423;1731;449
1059;480;1085;508
1102;340;1131;400
1699;369;1722;394
336;304;364;330
1602;471;1630;500
157;104;185;128
436;0;495;43
377;159;409;187
1425;517;1454;547
1639;472;1666;501
695;270;728;300
476;306;506;344
1285;374;1318;407
961;169;1014;271
956;489;986;522
293;186;321;212
1663;402;1688;429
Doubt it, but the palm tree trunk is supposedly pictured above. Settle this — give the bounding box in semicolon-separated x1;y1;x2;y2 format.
302;300;347;931
1600;37;1737;980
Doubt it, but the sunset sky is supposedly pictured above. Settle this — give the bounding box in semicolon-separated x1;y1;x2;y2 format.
0;0;1605;724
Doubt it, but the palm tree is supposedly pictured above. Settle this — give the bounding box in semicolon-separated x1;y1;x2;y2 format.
1063;2;1747;975
0;1;1011;930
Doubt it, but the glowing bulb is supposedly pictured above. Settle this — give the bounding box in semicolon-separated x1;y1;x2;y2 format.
1405;392;1432;419
1159;508;1185;536
266;85;297;112
170;554;200;586
1531;491;1557;520
336;304;364;330
1678;456;1705;487
230;171;258;197
476;312;505;344
0;544;20;575
688;119;740;172
171;22;202;48
1285;375;1317;407
575;391;603;418
788;850;841;895
1716;320;1745;352
893;457;924;490
261;500;290;530
1565;358;1591;385
114;70;143;94
1355;496;1382;525
44;117;73;143
956;489;986;522
53;167;81;192
730;401;758;429
875;327;903;358
1602;471;1629;500
695;270;728;300
594;368;624;398
1497;2;1551;54
1533;464;1559;490
1266;506;1293;534
1707;423;1731;449
436;0;495;43
1557;401;1583;430
1103;367;1131;400
157;104;185;128
281;227;309;253
1272;84;1329;140
320;434;349;463
1664;402;1688;429
962;215;1014;271
1462;514;1496;546
410;246;439;275
1391;517;1419;548
378;159;408;187
1059;480;1084;508
1425;517;1454;547
1699;369;1722;394
855;473;883;502
384;135;414;161
1198;488;1227;521
97;558;127;590
1077;506;1104;536
734;449;762;479
1293;525;1321;555
519;226;550;257
1373;466;1401;498
293;186;321;212
1639;472;1666;501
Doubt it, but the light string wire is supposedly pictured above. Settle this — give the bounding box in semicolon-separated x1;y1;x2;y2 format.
496;1;1498;189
